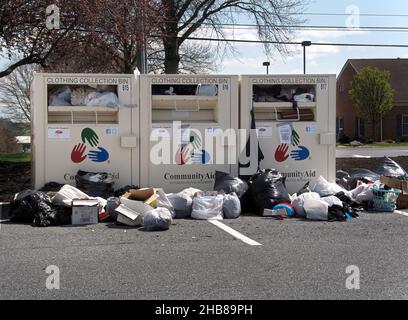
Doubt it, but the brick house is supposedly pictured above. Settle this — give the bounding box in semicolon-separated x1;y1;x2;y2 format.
336;58;408;141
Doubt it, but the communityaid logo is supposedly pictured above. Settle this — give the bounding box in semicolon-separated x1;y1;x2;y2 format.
71;128;110;164
274;128;311;163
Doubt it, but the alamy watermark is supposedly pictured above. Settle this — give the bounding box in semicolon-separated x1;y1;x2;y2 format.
345;265;360;290
45;265;60;290
345;5;361;30
46;5;60;30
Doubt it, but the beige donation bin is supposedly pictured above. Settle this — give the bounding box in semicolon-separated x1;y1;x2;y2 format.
239;74;337;194
31;73;139;190
139;75;239;192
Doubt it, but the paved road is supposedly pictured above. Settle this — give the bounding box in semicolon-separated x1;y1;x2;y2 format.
1;211;408;300
336;147;408;158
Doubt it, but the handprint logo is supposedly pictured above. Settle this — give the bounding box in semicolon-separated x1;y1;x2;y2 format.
290;146;310;161
71;143;87;163
275;144;290;163
70;128;110;163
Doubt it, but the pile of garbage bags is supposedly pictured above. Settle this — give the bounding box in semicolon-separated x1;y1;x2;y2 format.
7;157;408;229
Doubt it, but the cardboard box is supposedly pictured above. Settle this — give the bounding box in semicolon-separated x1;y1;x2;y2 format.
123;188;158;207
380;176;408;195
116;204;149;227
72;199;99;225
380;176;408;209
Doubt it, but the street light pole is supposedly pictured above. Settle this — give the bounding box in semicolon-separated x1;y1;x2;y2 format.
301;41;312;74
262;61;270;75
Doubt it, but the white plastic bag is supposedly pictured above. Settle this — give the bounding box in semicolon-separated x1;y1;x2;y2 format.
313;176;345;197
304;199;329;221
52;185;90;207
180;187;202;198
291;192;321;218
143;208;172;231
85;92;119;108
223;193;241;219
168;193;193;218
48;86;71;106
355;185;374;203
320;196;343;207
191;195;224;220
156;188;175;218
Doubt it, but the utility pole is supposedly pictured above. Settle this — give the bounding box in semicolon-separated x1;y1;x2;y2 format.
136;0;147;74
302;41;312;74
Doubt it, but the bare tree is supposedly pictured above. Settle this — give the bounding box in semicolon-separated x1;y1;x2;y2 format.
159;0;307;73
0;63;37;122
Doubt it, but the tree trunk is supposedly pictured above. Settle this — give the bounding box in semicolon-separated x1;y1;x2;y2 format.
163;36;180;74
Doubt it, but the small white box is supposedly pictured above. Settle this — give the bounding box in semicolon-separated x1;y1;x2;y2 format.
72;199;99;225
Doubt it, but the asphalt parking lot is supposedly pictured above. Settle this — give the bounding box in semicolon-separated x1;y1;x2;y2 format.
1;211;408;300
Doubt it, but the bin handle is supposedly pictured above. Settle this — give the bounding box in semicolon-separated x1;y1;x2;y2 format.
274;106;300;122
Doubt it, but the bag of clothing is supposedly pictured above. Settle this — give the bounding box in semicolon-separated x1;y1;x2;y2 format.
291;192;321;218
223;193;241;219
168;193;193;218
320;196;343;208
375;157;407;178
304;199;329;221
249;169;290;214
214;171;248;198
143;208;172;231
191;194;224;220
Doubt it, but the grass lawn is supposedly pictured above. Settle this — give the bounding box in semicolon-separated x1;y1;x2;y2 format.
0;153;31;163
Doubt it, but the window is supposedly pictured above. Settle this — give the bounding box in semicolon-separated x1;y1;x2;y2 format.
402;115;408;136
339;82;345;93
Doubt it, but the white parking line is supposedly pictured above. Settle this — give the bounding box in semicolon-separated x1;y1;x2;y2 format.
208;220;262;246
395;210;408;217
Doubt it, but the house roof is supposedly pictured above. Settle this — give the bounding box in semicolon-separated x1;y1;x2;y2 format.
339;58;408;102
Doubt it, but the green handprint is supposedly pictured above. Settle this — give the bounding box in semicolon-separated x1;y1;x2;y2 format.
81;128;99;147
292;129;300;146
189;131;202;150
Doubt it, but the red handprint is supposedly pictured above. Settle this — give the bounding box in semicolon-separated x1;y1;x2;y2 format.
275;144;289;163
175;146;191;165
71;143;87;163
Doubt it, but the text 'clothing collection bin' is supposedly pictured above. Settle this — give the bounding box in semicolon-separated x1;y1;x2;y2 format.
240;75;337;194
31;73;140;190
139;75;239;192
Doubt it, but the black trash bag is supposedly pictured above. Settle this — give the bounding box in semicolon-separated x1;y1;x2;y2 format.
249;169;291;215
39;182;65;193
296;182;311;196
9;190;71;227
214;171;248;198
336;170;350;189
346;169;380;190
239;189;257;214
75;170;114;198
374;157;407;178
114;185;139;197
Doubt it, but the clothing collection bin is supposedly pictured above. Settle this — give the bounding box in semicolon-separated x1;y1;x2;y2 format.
32;73;336;194
139;75;239;192
32;73;139;190
239;75;337;194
